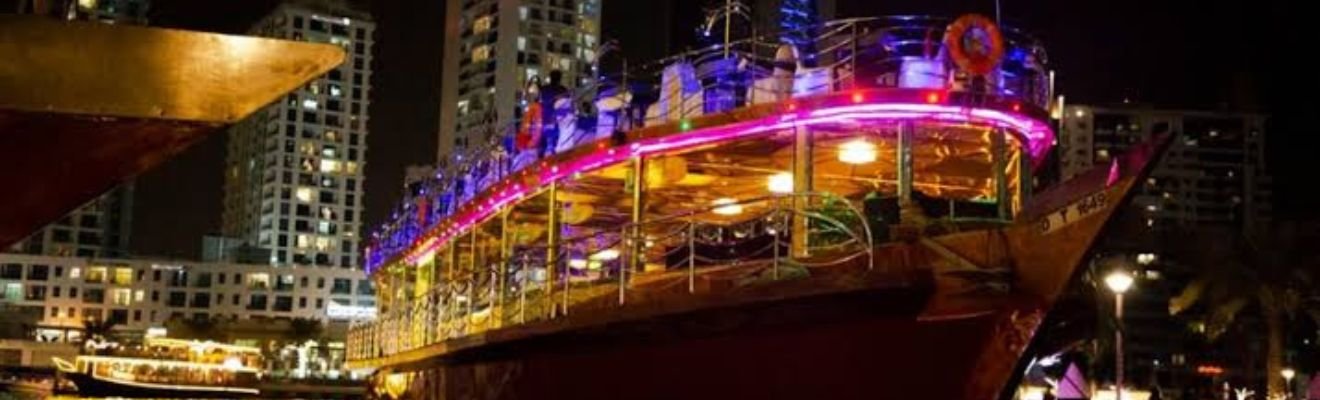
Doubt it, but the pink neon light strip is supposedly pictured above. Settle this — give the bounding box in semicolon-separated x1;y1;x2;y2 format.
398;101;1054;267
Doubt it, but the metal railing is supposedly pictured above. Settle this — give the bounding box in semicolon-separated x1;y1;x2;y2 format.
347;192;876;363
365;15;1049;272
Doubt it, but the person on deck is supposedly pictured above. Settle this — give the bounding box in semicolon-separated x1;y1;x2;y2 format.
538;70;569;158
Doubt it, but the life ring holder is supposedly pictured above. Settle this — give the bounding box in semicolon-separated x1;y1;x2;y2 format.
943;14;1005;76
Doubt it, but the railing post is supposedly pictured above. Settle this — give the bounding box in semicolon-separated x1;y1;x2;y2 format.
687;220;696;293
991;128;1009;220
468;228;478;334
628;156;645;275
496;207;509;328
562;247;571;316
618;225;628;305
546;181;561;318
773;206;782;280
1017;141;1032;217
519;255;528;324
791;125;814;258
898;122;914;204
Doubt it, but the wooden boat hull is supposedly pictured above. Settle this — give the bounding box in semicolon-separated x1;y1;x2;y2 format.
62;371;260;399
358;132;1165;399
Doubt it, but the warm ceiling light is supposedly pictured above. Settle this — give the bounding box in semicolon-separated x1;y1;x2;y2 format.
767;172;794;194
711;198;743;216
589;249;619;261
838;139;877;165
568;258;589;269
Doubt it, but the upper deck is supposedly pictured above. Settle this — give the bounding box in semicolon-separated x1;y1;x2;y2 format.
365;15;1054;272
349;14;1060;372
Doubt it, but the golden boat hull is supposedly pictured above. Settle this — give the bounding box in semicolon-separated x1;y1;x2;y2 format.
0;16;344;247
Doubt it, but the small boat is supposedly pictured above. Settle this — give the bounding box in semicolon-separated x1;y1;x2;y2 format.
53;337;263;398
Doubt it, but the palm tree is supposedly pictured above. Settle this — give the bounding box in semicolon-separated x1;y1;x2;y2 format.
285;317;324;345
271;318;325;377
1167;224;1320;397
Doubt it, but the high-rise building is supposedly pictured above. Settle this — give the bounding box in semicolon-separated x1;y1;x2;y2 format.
223;0;374;269
1058;105;1272;231
437;0;603;162
7;0;148;23
5;0;145;259
1059;104;1273;388
7;185;134;259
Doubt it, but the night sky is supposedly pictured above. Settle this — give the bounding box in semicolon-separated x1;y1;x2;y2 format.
127;0;1305;259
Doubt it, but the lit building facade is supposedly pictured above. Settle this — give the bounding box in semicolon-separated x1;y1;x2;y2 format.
0;253;376;341
1058;105;1271;231
70;0;149;23
437;0;603;162
7;186;134;259
1059;105;1273;389
223;0;374;269
8;0;148;23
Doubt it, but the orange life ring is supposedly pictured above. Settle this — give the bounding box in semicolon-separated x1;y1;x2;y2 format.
944;14;1005;76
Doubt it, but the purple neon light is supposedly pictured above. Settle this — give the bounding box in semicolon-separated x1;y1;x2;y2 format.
388;101;1055;272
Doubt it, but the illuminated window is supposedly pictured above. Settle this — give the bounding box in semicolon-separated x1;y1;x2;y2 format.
134;289;145;302
295;187;313;202
297;235;312;249
345;162;359;174
302;99;319;110
520;6;528;20
69;267;81;279
329;84;343;97
111;288;131;306
112;268;132;285
247;273;271;290
472;45;491;62
85;267;107;284
517;36;526;51
320;159;342;173
315;237;333;251
3;284;20;302
473;15;493;33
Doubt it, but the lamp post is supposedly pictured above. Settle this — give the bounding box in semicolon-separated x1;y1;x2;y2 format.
1105;270;1135;400
1282;367;1296;399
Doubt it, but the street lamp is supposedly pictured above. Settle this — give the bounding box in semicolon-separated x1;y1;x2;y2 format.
1105;270;1135;400
1282;367;1296;399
